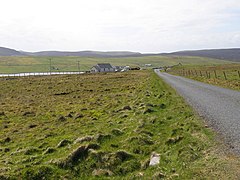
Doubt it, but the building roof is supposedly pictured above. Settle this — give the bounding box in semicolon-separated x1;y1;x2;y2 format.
96;63;113;69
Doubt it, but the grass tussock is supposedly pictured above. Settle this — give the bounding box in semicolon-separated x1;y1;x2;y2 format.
0;70;239;179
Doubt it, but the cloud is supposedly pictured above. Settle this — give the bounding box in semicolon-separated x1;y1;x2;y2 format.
0;0;239;52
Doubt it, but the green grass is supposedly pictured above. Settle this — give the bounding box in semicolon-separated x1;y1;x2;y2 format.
0;55;231;73
0;70;239;179
169;64;240;90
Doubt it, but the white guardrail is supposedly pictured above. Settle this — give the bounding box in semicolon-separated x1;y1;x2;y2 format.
0;72;85;77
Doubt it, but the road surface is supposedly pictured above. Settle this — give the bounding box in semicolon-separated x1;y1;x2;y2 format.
155;70;240;154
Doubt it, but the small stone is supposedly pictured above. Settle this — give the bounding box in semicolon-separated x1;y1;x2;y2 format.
149;152;160;166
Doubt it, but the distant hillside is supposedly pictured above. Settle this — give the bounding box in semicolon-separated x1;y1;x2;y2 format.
1;46;240;62
0;47;141;57
22;50;142;57
0;47;23;56
161;48;240;62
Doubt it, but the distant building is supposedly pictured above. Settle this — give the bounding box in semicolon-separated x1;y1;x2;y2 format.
91;63;115;73
114;66;126;72
145;64;152;67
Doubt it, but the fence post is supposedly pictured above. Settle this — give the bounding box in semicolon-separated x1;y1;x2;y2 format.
200;71;202;76
238;71;240;78
195;70;197;76
214;70;217;78
223;71;227;80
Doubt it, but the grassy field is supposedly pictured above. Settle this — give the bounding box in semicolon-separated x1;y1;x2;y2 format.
0;70;239;179
0;55;231;74
168;64;240;90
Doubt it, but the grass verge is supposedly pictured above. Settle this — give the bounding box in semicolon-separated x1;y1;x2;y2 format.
168;64;240;91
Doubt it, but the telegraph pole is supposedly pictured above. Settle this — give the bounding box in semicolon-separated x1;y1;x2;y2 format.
49;58;52;75
77;61;80;74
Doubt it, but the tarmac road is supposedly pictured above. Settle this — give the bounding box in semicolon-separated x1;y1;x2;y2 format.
155;70;240;154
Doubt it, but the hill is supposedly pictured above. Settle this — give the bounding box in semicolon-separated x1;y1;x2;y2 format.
0;47;23;56
21;50;142;57
0;47;141;57
1;46;240;62
161;48;240;62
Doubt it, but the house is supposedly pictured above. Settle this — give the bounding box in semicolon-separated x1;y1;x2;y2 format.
91;63;115;73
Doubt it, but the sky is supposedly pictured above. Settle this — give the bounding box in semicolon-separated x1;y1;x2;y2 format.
0;0;240;53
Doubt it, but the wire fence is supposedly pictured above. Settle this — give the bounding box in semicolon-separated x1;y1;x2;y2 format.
174;69;240;80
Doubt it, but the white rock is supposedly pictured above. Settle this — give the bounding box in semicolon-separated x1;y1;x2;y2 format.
149;152;160;166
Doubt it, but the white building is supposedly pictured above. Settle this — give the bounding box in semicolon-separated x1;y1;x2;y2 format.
91;63;115;73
